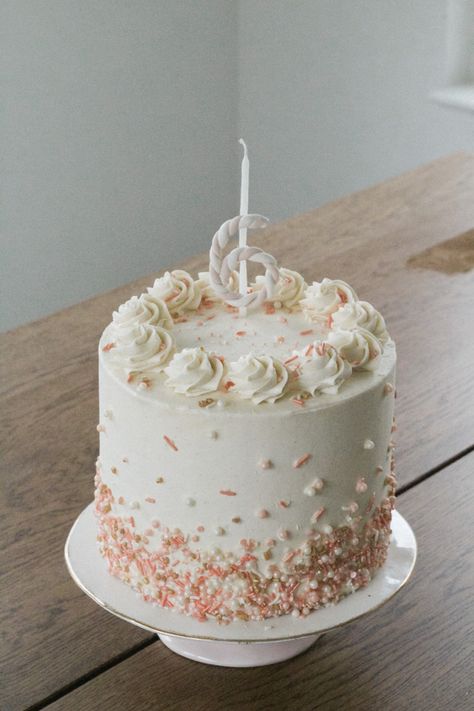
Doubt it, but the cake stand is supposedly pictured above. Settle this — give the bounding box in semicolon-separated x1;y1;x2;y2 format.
65;504;416;667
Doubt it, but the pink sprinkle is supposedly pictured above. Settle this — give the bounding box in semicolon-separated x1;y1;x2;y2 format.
293;453;311;469
191;534;200;542
299;329;314;336
278;316;288;324
266;538;276;547
151;519;160;528
144;528;154;537
257;509;269;518
275;335;285;344
197;525;205;532
219;489;237;496
311;507;325;523
163;435;178;451
284;354;299;365
118;496;125;505
145;497;156;504
102;342;116;352
259;459;273;470
356;477;368;494
235;330;246;337
278;500;290;509
292;398;305;407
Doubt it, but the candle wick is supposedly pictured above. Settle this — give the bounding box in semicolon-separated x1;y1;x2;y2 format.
239;138;248;160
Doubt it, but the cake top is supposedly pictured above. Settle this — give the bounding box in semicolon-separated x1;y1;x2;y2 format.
100;214;393;409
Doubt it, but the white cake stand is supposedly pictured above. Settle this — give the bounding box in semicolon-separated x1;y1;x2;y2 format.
65;504;416;667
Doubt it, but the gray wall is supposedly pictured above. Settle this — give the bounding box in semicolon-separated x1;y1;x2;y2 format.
2;1;473;332
238;0;474;220
1;1;238;332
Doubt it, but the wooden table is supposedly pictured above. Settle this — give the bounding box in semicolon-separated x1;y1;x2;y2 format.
1;153;473;711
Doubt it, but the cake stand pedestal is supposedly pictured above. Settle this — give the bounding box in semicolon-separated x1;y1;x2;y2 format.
65;505;416;667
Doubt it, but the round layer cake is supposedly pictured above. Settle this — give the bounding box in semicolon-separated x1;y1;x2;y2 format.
95;263;396;623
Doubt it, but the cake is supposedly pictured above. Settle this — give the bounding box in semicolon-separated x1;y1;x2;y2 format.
94;214;396;624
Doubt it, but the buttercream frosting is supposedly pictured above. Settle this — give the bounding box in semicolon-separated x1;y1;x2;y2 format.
254;268;307;309
331;300;388;343
301;278;358;322
112;293;173;332
164;347;224;396
327;327;382;371
227;354;289;404
294;342;352;395
148;269;202;316
110;323;175;374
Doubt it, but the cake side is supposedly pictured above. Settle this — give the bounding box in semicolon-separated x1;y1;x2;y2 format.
95;338;396;622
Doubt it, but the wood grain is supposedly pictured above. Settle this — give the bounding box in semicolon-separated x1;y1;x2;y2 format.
1;152;474;709
47;452;474;711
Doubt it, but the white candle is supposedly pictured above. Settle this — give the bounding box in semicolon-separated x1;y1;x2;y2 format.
238;139;249;315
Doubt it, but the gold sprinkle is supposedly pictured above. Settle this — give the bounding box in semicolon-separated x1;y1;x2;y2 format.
199;398;215;408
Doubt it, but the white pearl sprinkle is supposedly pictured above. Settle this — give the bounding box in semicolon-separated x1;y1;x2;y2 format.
364;439;375;450
130;501;140;510
137;382;148;391
185;497;196;507
304;485;316;497
214;526;225;536
309;580;319;589
321;524;333;534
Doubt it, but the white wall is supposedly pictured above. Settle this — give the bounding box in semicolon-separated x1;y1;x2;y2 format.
2;1;474;332
1;1;238;332
238;0;474;221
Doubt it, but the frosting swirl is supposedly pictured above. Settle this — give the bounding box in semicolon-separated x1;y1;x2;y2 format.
110;324;175;375
147;269;201;317
228;354;289;404
196;270;239;303
332;300;389;342
164;347;224;396
302;278;357;322
112;293;173;332
294;342;352;395
254;268;307;308
327;327;382;371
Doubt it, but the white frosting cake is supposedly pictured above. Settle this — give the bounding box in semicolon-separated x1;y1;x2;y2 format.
95;215;396;624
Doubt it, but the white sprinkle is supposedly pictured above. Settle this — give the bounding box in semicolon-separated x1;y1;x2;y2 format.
321;524;333;534
312;477;324;491
137;382;148;391
130;501;140;510
185;497;196;507
292;609;300;618
364;439;375;450
104;408;113;419
309;580;319;589
214;526;225;536
304;485;316;497
209;431;219;439
259;458;273;470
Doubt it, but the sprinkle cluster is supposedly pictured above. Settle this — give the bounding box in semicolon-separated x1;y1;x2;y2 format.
94;457;396;624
